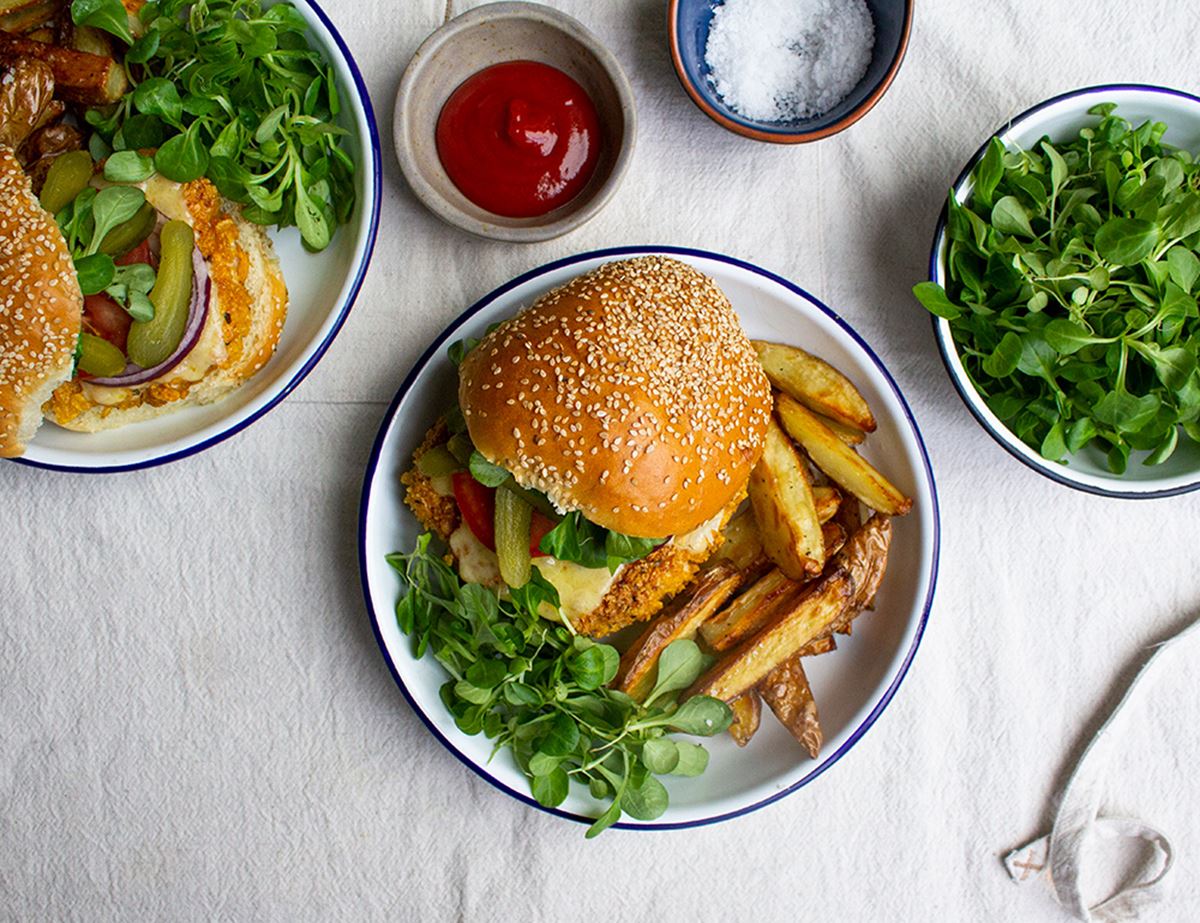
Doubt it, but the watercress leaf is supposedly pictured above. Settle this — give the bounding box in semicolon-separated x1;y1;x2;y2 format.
133;77;183;126
620;773;668;821
121;113;165;151
527;750;560;777
568;644;619;691
530;767;569;807
647;639;705;702
465;659;507;689
604;531;665;571
103;150;155;183
125;290;155;322
1041;140;1069;195
124;27;160;64
1166;246;1200;294
70;0;132;43
73;252;115;295
538;712;579;757
255;104;289;143
1016;333;1057;382
669;741;710;777
1044;319;1100;355
1107;441;1130;475
294;174;331;251
1094;217;1158;265
453;680;492;706
640;738;680;775
1092;391;1161;434
666;696;733;737
155;124;209;182
468;450;510;487
1040;420;1067;461
585;796;623;838
503;682;540;707
974;137;1005;208
86;186;145;255
991;196;1035;238
1066;416;1098;453
264;3;310;31
982;331;1022;378
1137;343;1195;390
912;281;962;320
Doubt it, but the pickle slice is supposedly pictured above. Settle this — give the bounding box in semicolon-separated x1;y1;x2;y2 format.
97;203;156;258
125;220;194;369
39;151;94;215
77;333;127;378
495;487;532;588
416;445;461;477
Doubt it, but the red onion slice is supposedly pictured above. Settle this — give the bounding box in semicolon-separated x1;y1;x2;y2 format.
88;248;212;388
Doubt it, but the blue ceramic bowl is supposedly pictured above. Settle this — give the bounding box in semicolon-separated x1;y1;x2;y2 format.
668;0;912;143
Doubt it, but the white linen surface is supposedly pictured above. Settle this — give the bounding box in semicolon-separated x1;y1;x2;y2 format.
3;1;1199;919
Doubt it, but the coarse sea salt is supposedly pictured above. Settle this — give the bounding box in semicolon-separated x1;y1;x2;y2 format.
704;0;875;123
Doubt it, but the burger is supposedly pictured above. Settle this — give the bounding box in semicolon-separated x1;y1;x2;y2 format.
402;256;773;637
0;143;287;456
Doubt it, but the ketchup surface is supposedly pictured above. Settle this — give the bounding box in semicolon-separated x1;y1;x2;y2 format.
436;60;602;218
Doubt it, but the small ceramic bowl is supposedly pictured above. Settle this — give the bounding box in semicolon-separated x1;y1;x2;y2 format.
669;0;911;143
394;2;636;242
929;84;1200;499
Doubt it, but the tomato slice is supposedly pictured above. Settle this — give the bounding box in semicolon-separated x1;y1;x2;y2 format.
82;293;133;355
452;472;496;550
452;472;558;558
115;239;155;268
529;511;556;557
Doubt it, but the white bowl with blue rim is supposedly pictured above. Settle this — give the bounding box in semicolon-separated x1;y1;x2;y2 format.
359;246;940;831
929;84;1200;499
14;0;381;473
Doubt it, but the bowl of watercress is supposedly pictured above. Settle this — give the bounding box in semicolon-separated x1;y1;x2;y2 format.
17;0;381;472
917;85;1200;498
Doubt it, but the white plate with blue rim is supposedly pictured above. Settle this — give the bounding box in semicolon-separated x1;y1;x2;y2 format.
359;245;940;831
15;0;381;473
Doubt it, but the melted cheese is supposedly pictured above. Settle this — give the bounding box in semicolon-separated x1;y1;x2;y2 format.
449;524;502;588
534;557;619;622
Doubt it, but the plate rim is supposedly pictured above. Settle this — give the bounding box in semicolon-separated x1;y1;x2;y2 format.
358;244;941;830
11;0;383;474
927;82;1200;499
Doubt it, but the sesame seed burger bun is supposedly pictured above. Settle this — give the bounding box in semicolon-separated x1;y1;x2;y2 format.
459;256;772;538
0;145;82;457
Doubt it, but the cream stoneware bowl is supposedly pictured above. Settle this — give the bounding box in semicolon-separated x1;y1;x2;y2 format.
930;84;1200;498
393;2;636;242
16;0;381;473
359;246;940;831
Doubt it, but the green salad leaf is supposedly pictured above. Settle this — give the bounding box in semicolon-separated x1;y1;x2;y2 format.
387;534;732;837
915;104;1200;471
537;511;666;573
75;0;356;251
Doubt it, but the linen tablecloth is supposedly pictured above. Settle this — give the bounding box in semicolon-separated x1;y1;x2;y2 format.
4;1;1198;919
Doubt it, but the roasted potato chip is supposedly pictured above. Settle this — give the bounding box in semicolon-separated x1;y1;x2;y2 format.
727;691;761;747
812;485;841;524
748;417;824;580
0;31;125;104
776;393;912;516
753;340;877;433
699;567;800;652
686;569;853;703
616;563;741;701
710;509;764;573
760;657;822;758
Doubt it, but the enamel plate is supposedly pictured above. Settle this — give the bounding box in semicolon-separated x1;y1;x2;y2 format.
16;0;381;472
359;246;940;830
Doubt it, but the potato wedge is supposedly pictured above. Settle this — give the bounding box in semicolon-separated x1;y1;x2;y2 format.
828;514;892;633
760;657;822;758
812;485;841;524
753;340;876;433
796;634;836;657
727;691;761;747
0;0;60;33
699;567;800;652
0;30;125;104
615;563;741;701
817;414;867;446
776;393;912;516
748;417;824;580
821;520;847;558
710;509;763;573
686;568;853;703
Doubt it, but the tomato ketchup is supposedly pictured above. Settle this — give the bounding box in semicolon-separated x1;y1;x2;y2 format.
435;60;602;218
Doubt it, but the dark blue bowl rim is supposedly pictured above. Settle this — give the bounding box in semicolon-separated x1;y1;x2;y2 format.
11;0;383;475
667;0;913;140
928;83;1200;500
358;244;941;832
